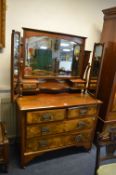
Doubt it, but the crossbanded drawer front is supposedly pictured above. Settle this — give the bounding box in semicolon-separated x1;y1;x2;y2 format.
26;117;95;138
27;109;65;124
64;117;96;132
25;131;91;152
103;122;116;136
68;105;97;119
106;112;116;121
26;123;65;138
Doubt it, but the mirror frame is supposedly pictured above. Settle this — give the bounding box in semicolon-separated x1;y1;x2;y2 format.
88;43;104;96
0;0;6;48
11;30;21;102
21;27;87;79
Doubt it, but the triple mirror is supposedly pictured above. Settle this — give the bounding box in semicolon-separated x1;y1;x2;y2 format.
11;28;87;101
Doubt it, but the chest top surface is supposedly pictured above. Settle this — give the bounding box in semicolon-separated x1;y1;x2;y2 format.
16;93;102;111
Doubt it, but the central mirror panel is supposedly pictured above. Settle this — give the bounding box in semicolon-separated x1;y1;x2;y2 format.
22;28;86;78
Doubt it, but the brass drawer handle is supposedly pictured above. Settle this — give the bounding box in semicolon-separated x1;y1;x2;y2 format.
75;134;83;142
40;113;53;121
77;121;87;129
39;140;48;147
41;127;50;135
80;108;88;115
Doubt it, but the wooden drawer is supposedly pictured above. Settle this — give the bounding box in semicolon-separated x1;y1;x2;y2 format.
106;112;116;121
26;122;65;138
103;121;116;134
25;131;91;152
26;117;95;138
68;105;97;119
27;109;65;124
64;117;96;132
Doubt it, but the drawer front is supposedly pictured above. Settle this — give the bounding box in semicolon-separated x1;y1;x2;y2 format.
26;131;91;152
106;112;116;121
26;117;95;138
72;83;85;89
103;122;116;136
27;109;65;124
64;117;96;132
68;105;97;119
26;123;65;138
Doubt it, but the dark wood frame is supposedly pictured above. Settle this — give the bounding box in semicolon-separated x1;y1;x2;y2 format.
88;43;104;97
11;30;21;102
11;27;88;100
22;27;87;79
0;0;6;48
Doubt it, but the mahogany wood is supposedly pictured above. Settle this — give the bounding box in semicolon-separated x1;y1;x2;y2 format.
96;7;116;133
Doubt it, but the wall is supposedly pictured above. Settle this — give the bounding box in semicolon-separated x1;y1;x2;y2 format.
0;0;116;90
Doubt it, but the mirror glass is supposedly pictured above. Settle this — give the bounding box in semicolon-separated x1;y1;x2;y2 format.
13;33;20;76
91;44;103;79
24;36;81;77
88;43;104;96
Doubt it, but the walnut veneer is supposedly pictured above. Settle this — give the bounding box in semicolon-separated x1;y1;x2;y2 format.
16;93;101;167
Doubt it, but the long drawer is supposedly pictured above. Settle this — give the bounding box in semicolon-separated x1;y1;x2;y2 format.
26;117;96;138
25;131;92;152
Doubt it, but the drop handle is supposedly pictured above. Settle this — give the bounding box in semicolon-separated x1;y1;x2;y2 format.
80;108;88;115
39;140;48;147
41;127;49;134
41;113;53;121
77;121;87;129
75;134;83;142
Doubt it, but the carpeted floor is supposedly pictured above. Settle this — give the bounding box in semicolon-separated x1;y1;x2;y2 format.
0;145;96;175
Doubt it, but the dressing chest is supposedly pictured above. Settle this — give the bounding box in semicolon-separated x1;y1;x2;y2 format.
10;27;102;167
17;93;101;167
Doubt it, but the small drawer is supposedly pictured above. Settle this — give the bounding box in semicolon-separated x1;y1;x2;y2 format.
64;117;96;132
27;109;65;124
68;105;97;119
26;122;65;138
23;84;37;90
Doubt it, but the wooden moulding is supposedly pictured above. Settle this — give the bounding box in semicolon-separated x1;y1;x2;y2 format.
0;0;6;48
102;6;116;19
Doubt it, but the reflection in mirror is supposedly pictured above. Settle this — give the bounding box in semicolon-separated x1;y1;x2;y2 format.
14;33;20;76
24;36;81;77
91;44;104;78
88;43;104;96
